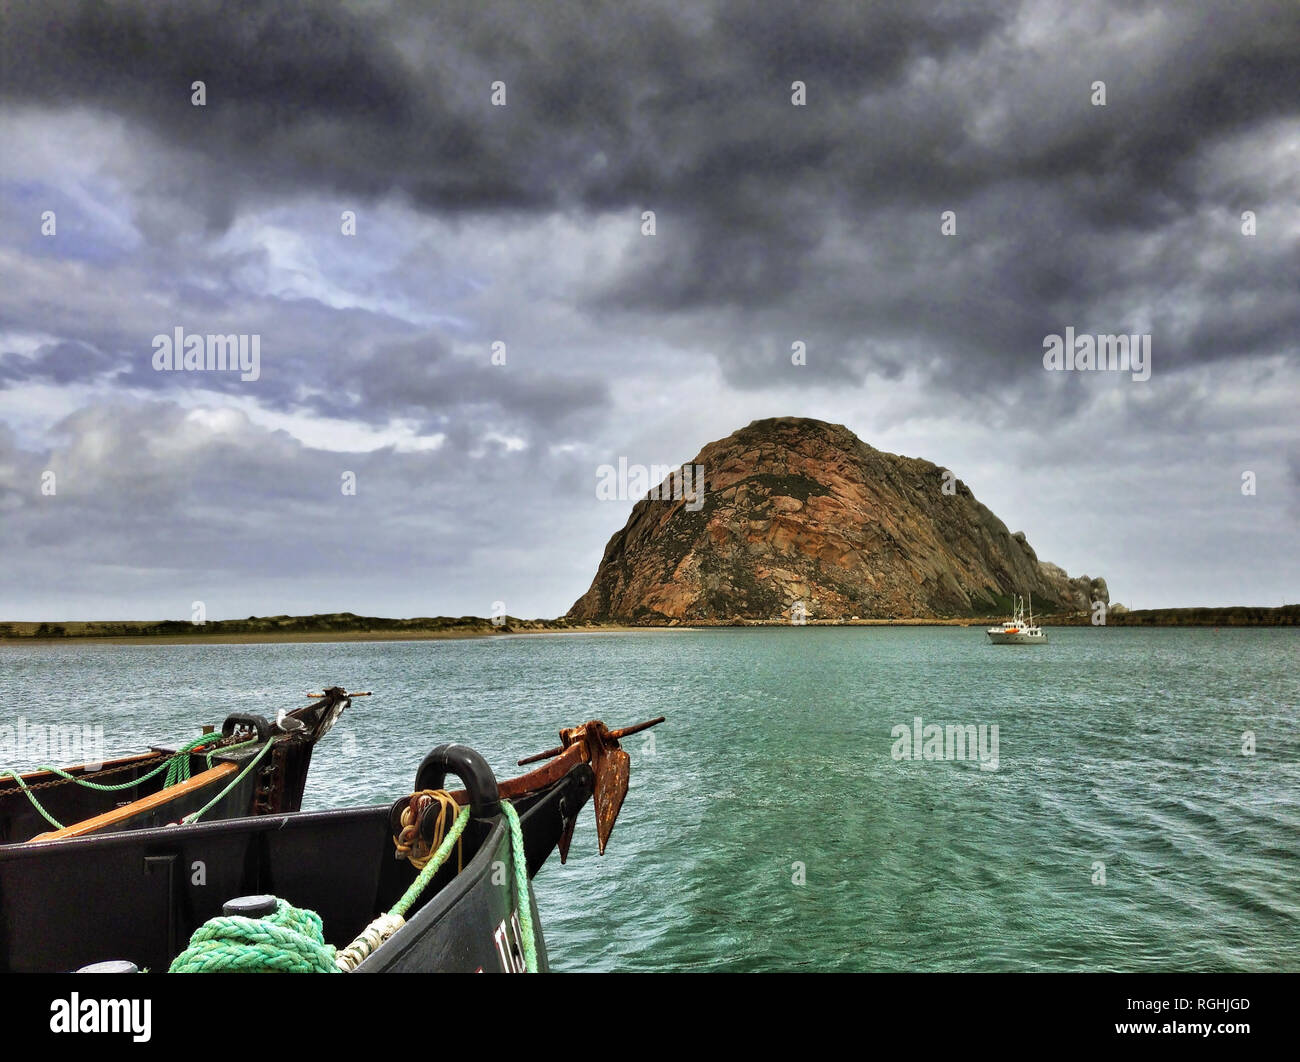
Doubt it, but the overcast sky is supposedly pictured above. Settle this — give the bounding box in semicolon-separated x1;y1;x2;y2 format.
0;0;1296;621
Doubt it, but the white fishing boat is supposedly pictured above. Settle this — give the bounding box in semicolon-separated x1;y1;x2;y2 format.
986;594;1047;644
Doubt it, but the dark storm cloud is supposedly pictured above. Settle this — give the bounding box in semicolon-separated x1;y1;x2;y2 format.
4;2;1295;213
4;0;1296;401
1;0;1006;210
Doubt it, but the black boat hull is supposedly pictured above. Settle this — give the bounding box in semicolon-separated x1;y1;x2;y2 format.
0;761;594;972
0;690;351;846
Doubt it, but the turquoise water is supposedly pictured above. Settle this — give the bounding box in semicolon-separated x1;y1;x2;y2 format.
3;626;1298;971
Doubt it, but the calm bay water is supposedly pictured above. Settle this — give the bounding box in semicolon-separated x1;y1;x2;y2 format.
4;626;1298;971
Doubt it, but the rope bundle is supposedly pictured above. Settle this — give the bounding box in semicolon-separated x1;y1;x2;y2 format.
333;913;404;973
169;899;338;973
168;798;539;973
392;788;464;871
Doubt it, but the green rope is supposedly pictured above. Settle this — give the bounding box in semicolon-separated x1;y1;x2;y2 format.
389;804;472;919
0;770;64;829
501;800;539;973
168;798;543;973
169;805;471;974
0;733;256;831
169;899;338;973
180;737;279;825
163;732;228;788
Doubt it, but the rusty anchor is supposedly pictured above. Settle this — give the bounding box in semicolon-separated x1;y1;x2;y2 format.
516;716;664;861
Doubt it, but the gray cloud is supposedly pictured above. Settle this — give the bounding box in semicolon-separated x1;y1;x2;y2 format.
0;399;601;617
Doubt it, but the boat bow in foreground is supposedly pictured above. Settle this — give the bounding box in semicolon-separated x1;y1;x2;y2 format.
0;715;663;972
0;687;357;847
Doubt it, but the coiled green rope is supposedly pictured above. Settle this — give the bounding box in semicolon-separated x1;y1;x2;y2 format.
169;899;338;973
170;798;541;972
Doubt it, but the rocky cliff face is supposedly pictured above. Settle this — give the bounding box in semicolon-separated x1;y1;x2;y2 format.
568;418;1107;623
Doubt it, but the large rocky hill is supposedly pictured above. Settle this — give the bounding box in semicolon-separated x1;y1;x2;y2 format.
568;417;1107;623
